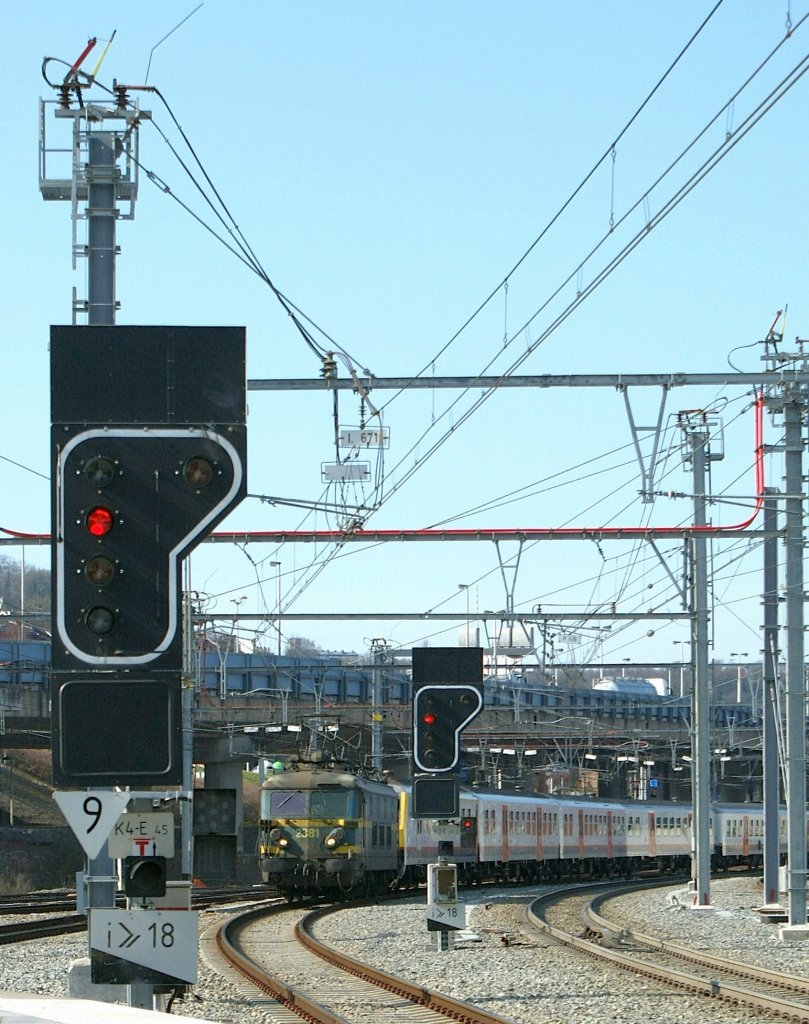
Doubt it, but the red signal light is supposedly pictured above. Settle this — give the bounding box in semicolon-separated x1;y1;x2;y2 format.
85;506;114;537
422;711;437;725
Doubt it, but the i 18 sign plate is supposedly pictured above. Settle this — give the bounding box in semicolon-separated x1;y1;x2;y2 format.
90;909;198;984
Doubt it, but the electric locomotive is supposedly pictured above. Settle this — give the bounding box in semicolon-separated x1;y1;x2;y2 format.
259;759;400;899
259;760;792;898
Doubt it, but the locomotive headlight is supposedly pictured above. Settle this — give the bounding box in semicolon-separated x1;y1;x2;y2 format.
269;827;289;848
324;827;345;849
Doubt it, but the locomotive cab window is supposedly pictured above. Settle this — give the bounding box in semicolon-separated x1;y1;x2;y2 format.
311;790;356;817
268;791;308;816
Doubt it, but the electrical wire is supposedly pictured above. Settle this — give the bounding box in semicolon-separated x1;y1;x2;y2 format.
375;0;729;415
361;39;809;514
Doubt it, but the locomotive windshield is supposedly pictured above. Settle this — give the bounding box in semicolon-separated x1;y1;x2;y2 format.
267;791;307;816
267;789;356;817
311;790;356;817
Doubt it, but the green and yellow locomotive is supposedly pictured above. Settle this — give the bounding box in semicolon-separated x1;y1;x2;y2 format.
258;761;400;899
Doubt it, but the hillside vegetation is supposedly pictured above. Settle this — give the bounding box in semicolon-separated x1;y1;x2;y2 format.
0;750;261;827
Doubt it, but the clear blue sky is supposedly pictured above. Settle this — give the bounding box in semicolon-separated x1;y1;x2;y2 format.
3;2;808;676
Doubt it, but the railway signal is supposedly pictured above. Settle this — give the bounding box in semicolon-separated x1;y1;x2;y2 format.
410;648;484;819
56;428;243;667
123;855;167;898
413;684;483;773
411;648;484;777
50;325;247;787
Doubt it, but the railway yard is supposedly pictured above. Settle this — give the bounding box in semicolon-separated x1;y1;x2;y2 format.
2;876;807;1024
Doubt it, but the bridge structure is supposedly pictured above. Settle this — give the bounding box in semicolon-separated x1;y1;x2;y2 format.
0;645;769;803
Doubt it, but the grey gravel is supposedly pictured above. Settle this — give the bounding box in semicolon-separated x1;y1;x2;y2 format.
313;877;808;1024
0;879;806;1023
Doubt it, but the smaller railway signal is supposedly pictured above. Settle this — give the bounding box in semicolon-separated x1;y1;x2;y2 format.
123;855;167;898
413;684;483;772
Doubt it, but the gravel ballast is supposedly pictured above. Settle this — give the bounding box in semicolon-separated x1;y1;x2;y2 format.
1;878;806;1024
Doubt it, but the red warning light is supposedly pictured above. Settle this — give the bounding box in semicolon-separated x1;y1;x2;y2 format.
85;506;114;537
422;711;437;725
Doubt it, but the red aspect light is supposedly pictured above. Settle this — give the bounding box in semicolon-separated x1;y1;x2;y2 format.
86;506;114;537
422;711;437;725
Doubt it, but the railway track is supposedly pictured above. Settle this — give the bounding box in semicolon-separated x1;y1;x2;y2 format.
530;880;809;1022
0;892;77;915
207;897;516;1024
0;886;273;945
0;914;86;944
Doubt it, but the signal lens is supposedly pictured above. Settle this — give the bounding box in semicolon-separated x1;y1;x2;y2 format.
86;506;114;537
83;456;116;488
86;606;114;635
85;556;115;587
422;711;437;725
183;457;213;488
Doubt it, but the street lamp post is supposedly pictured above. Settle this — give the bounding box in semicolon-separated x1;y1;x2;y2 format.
730;651;748;704
270;561;282;657
458;584;470;646
2;755;13;827
221;596;247;699
672;640;688;698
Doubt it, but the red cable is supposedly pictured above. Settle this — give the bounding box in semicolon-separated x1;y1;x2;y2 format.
0;396;766;545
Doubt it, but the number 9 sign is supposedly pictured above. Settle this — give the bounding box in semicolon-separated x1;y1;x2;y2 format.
53;791;130;859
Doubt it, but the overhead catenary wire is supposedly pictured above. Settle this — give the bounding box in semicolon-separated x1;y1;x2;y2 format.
18;16;802;659
107;9;802;569
364;31;809;516
125;3;744;544
374;0;729;415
